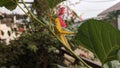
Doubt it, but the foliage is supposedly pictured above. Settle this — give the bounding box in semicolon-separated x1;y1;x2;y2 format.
0;26;65;68
106;10;120;21
0;0;18;10
45;0;65;8
103;60;120;68
102;10;120;28
1;0;120;68
75;19;120;66
0;41;24;67
33;0;65;18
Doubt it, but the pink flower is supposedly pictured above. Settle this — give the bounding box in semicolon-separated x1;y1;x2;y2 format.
58;7;65;16
58;16;66;28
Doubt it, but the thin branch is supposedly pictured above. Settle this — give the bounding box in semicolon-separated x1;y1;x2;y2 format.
21;0;46;26
18;2;33;4
16;2;28;16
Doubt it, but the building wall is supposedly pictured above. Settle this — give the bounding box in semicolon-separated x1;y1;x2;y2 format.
0;23;18;44
0;12;25;44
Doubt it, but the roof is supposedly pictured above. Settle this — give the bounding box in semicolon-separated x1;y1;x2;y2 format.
98;2;120;16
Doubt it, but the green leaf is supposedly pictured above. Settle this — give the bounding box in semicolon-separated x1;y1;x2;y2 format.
28;44;38;53
0;0;18;10
45;0;65;8
75;19;120;65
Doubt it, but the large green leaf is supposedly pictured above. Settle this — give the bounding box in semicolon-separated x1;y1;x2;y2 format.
0;0;18;10
75;19;120;65
45;0;65;8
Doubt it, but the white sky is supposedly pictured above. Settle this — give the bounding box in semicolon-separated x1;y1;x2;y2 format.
67;0;120;19
0;0;120;19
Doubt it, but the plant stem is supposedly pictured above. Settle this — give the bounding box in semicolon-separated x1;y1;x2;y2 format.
21;0;46;27
16;2;28;16
48;27;91;68
18;0;91;67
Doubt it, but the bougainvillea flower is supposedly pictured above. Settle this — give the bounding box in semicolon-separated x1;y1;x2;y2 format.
58;7;65;16
19;27;25;32
58;16;66;28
